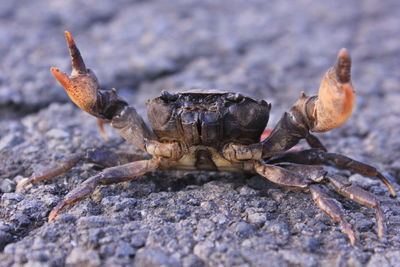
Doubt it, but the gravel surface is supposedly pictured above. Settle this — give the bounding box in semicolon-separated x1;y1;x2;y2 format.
1;0;400;266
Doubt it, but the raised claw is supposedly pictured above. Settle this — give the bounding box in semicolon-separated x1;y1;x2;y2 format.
308;48;355;133
51;31;100;117
51;31;127;121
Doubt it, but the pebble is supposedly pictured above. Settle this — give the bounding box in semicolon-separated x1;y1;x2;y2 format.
1;193;24;206
134;249;180;267
0;134;24;150
65;248;101;267
0;178;16;193
45;129;69;139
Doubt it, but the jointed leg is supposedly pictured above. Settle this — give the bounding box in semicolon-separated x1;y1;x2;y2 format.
309;184;356;245
267;149;397;197
284;163;386;241
327;174;385;239
255;162;386;243
49;159;159;221
254;161;356;243
16;149;148;192
253;162;312;191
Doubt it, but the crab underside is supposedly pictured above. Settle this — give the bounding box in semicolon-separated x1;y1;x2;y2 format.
17;31;397;245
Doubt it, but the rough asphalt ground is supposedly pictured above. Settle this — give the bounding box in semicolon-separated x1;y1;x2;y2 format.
1;0;400;266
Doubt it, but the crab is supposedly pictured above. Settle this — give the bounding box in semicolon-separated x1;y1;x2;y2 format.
17;32;397;245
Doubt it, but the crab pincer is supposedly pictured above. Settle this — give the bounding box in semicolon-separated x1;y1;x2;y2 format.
50;31;126;121
307;48;355;133
50;32;100;116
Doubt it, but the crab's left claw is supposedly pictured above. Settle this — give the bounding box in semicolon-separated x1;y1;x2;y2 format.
308;48;355;133
51;31;101;117
51;31;126;121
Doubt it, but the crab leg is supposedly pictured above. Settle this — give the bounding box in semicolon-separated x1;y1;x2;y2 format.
16;149;148;193
309;184;356;245
253;162;356;244
278;163;386;240
48;159;159;222
267;149;397;198
253;161;311;191
327;174;385;239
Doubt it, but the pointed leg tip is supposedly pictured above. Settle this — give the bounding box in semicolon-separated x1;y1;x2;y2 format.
48;201;67;222
389;187;397;198
48;213;56;222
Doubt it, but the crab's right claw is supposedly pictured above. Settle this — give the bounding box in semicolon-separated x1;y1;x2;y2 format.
308;48;355;133
51;31;101;118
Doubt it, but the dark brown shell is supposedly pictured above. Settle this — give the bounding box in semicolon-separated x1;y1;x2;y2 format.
147;90;271;147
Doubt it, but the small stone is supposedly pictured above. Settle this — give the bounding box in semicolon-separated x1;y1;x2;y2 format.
115;242;135;257
193;240;214;260
279;250;317;267
134;249;179;267
264;220;290;238
57;213;77;224
197;219;214;235
77;216;109;228
46;129;69;139
349;174;379;187
232;222;254;238
247;210;267;226
183;254;205;267
385;251;400;266
0;231;14;250
1;193;24;206
131;232;147;248
11;214;32;230
367;254;390;267
238;186;257;195
0;178;16;193
0;222;13;233
0;133;24;150
212;214;227;225
66;247;101;267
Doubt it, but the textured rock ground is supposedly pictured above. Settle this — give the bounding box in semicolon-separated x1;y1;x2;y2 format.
1;0;400;266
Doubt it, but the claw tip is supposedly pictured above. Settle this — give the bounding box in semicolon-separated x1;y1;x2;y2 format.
64;31;73;44
338;48;349;59
50;67;58;73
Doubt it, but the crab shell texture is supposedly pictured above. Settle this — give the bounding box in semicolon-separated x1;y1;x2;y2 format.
147;89;271;148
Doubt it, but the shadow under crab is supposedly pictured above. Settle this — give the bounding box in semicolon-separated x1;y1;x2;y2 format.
17;31;397;245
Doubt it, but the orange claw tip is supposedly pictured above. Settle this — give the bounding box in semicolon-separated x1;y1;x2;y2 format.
64;30;87;75
50;67;71;88
64;31;73;42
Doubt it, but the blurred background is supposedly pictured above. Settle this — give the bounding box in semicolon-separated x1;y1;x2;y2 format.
1;0;400;266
